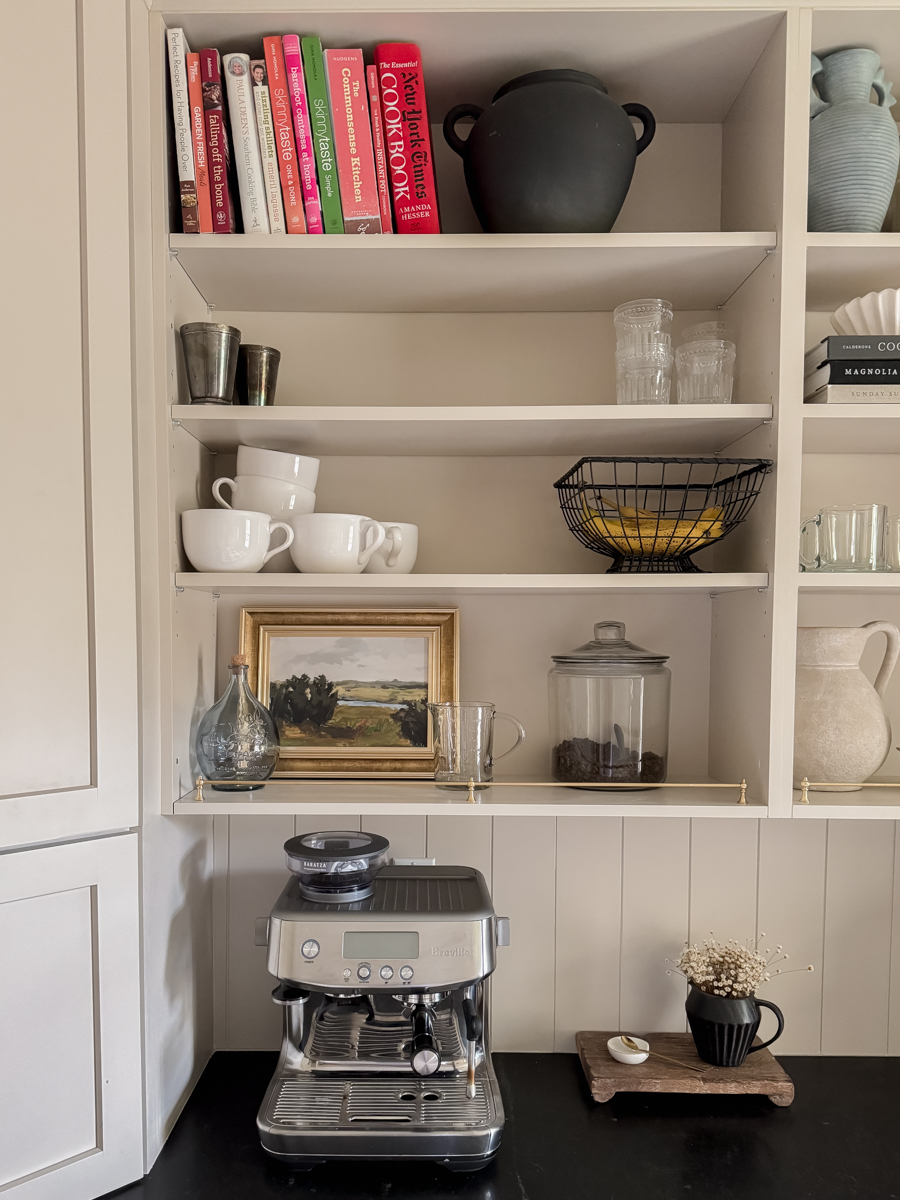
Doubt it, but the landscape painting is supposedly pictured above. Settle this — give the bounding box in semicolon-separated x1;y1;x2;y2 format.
266;633;430;751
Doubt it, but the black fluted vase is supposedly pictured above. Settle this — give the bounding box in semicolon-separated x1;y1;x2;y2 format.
685;984;784;1067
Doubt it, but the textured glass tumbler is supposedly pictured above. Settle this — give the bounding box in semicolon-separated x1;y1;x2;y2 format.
613;298;674;349
427;701;525;790
676;338;736;403
616;345;673;404
799;504;888;572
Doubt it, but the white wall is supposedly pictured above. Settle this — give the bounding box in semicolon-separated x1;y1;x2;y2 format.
211;813;900;1057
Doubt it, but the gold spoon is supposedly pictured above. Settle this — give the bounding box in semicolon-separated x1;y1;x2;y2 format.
620;1034;707;1073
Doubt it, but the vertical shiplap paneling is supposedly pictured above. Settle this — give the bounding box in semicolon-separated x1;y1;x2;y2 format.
757;820;827;1055
690;820;759;942
212;816;230;1049
364;817;426;860
888;823;900;1055
554;817;623;1051
426;817;492;887
620;818;691;1032
822;821;895;1055
490;817;556;1051
226;815;294;1049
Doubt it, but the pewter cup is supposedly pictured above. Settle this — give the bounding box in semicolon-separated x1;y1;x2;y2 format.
180;322;241;405
235;344;281;406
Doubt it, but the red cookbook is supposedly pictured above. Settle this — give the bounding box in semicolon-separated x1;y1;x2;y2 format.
263;36;307;234
374;43;440;234
200;49;235;233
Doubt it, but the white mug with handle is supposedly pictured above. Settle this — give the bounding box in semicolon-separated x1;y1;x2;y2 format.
364;522;419;574
213;474;316;519
182;509;294;573
288;513;386;574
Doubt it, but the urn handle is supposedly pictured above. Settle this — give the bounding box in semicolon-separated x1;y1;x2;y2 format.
747;998;784;1054
443;104;485;157
622;103;656;155
863;620;900;698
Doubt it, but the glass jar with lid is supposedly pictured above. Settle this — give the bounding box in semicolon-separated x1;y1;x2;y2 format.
549;620;671;788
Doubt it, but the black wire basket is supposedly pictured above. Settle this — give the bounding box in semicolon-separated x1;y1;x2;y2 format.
554;457;773;573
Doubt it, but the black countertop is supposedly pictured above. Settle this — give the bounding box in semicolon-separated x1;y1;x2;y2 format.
110;1051;900;1200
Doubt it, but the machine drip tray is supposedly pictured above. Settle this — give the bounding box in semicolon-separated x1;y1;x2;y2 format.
269;1075;494;1130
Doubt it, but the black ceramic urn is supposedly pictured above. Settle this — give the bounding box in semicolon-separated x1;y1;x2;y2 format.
685;985;785;1067
443;70;655;234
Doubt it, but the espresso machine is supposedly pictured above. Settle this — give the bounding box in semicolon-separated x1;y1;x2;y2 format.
257;831;510;1173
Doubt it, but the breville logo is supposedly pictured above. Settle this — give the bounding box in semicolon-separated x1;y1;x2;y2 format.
431;946;470;956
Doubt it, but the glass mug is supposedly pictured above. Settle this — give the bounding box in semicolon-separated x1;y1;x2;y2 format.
799;504;888;572
427;702;525;790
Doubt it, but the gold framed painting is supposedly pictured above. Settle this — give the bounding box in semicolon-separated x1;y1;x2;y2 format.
239;608;459;777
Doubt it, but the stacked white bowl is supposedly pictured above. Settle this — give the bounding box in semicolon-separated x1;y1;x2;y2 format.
213;446;320;572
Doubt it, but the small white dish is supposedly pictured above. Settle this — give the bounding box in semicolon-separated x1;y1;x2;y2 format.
607;1035;649;1065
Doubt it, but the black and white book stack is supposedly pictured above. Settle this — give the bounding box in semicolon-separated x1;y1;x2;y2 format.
804;336;900;403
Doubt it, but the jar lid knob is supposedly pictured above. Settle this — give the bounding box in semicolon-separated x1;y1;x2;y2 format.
594;621;625;642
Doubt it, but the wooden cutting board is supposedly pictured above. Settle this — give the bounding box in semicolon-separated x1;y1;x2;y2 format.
576;1031;794;1106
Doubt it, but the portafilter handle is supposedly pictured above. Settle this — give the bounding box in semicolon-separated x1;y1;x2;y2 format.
409;1003;442;1076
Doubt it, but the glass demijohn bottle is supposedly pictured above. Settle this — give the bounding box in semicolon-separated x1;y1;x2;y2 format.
195;654;280;790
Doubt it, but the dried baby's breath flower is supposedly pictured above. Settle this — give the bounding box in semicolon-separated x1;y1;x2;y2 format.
666;934;813;1000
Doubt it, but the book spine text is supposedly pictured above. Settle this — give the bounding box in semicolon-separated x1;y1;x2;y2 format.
167;28;200;232
375;43;440;234
200;49;235;233
367;64;393;233
223;53;269;233
263;37;306;233
301;37;344;234
251;61;286;234
186;52;213;232
325;50;381;233
281;35;324;235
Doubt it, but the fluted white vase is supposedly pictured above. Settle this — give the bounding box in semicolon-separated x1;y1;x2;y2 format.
808;49;900;233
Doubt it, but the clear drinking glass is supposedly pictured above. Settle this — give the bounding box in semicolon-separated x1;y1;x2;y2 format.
889;516;900;570
613;298;674;348
680;320;726;344
615;345;673;404
675;338;736;403
427;701;525;790
799;504;889;572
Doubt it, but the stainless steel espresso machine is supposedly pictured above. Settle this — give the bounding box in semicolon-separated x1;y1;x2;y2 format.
257;831;509;1173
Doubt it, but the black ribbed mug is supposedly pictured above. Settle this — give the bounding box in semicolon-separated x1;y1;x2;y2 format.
685;984;784;1067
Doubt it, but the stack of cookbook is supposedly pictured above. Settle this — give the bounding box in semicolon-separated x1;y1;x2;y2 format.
804;335;900;403
167;31;440;235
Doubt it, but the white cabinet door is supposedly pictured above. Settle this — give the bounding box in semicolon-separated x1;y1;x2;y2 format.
0;835;143;1198
0;0;138;849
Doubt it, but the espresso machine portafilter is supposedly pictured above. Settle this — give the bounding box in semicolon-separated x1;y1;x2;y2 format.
256;831;510;1173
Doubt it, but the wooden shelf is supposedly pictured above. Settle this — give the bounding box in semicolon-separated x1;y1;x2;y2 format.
172;403;773;457
798;573;900;594
170;232;776;314
172;776;764;818
803;406;900;454
806;234;900;311
174;572;769;595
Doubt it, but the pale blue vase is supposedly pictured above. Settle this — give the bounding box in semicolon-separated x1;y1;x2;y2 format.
808;49;899;233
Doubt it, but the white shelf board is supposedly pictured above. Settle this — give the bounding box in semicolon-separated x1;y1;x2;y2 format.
172;404;773;457
793;780;900;819
807;234;900;311
803;406;900;454
172;776;764;818
174;572;768;596
798;573;900;595
170;232;776;314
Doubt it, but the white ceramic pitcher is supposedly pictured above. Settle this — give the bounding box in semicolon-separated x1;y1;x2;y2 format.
794;621;900;791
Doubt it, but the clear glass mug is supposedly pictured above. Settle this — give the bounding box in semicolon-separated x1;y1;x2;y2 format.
427;702;525;790
799;504;888;572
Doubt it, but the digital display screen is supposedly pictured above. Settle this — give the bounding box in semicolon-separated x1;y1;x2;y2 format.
343;931;419;960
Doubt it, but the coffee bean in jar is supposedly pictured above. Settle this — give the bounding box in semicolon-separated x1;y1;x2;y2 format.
548;622;670;790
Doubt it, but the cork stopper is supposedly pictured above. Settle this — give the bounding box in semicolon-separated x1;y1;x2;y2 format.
230;654;248;668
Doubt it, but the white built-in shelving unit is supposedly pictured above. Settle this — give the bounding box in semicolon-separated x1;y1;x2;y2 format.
133;3;900;826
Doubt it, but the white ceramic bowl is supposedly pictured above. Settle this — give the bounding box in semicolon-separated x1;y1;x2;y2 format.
607;1035;649;1065
831;288;900;336
236;445;320;490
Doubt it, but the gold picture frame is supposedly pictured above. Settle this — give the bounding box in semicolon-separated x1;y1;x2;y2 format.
239;608;459;777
